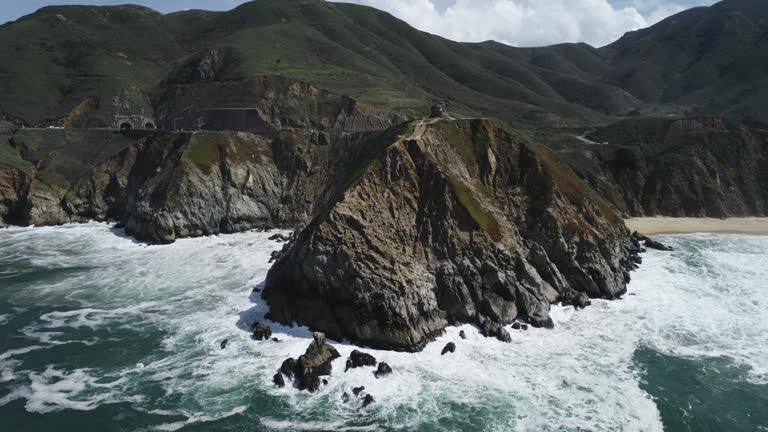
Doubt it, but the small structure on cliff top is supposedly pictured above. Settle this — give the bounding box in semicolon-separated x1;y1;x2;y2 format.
430;101;449;119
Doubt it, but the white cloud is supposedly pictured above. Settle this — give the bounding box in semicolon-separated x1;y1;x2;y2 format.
333;0;698;47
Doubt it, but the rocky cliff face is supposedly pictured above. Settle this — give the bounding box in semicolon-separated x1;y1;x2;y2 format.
64;131;287;243
561;117;768;217
63;125;404;243
0;121;30;226
0;79;407;242
263;119;636;351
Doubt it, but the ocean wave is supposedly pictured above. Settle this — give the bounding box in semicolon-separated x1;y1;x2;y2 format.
0;226;765;430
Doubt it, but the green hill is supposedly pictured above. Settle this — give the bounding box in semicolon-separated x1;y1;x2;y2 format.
601;0;768;126
0;0;636;130
0;0;765;130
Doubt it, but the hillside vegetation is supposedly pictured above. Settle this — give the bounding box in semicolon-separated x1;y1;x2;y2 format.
1;0;764;130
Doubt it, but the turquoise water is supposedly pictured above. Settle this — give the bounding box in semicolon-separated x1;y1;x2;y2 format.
0;223;766;431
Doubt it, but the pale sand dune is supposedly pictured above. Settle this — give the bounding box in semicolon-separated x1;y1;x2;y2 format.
625;217;768;235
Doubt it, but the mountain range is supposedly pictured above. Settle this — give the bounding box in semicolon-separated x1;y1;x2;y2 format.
0;0;766;129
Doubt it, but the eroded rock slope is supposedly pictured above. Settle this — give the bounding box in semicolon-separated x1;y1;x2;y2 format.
264;119;636;351
560;117;768;217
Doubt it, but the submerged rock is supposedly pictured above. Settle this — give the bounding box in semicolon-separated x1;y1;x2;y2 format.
269;233;292;243
273;373;285;388
374;362;392;378
345;350;377;371
252;323;272;341
219;339;229;350
565;291;591;310
459;330;467;339
362;394;375;408
479;315;512;343
645;238;673;251
441;342;456;355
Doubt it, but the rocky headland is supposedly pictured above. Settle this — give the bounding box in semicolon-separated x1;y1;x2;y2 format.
1;0;766;363
263;118;638;351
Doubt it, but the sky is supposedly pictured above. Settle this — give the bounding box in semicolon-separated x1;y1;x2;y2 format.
0;0;717;47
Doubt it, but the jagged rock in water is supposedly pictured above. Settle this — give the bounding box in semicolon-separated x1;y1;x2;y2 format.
273;373;285;388
280;358;297;379
264;119;634;351
293;332;341;392
512;322;521;330
459;330;467;339
479;315;512;343
362;394;376;408
251;323;272;341
645;239;673;251
345;350;377;371
352;386;365;396
374;362;392;378
564;291;592;309
441;342;456;355
574;292;592;309
219;339;228;350
269;233;291;243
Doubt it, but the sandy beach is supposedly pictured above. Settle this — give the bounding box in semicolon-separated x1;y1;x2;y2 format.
625;217;768;235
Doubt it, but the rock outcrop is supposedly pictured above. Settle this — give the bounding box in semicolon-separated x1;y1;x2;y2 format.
264;118;636;351
441;342;456;355
276;332;341;392
345;350;377;371
0;82;407;243
562;117;768;218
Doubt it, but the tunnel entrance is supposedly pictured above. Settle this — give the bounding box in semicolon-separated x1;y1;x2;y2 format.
144;122;155;130
119;122;133;131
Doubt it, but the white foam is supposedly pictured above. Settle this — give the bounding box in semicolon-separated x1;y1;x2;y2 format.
259;419;382;431
155;405;248;431
0;366;140;414
1;224;766;429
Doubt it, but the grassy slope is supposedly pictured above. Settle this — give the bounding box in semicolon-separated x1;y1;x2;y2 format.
600;0;768;125
0;0;639;130
0;5;183;125
0;0;764;132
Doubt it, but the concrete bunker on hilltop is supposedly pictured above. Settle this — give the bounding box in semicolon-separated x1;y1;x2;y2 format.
431;102;449;119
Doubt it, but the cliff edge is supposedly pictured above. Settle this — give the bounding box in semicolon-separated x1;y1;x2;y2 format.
264;119;636;351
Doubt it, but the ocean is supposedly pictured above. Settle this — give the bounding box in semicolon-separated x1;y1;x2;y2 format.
1;222;766;431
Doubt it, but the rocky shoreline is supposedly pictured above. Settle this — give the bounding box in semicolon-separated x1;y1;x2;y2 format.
263;118;642;351
0;110;692;354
